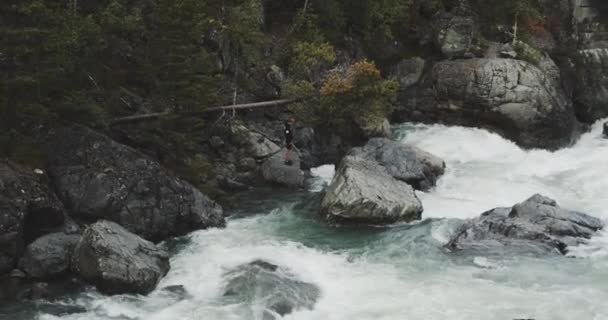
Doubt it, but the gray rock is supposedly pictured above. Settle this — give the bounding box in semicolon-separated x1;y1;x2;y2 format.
447;194;605;254
358;118;392;139
209;136;225;149
1;276;84;302
295;127;315;149
231;124;281;159
71;220;170;295
408;58;579;149
266;65;285;89
498;44;518;59
390;57;426;89
238;157;257;171
217;175;250;191
604;121;608;137
260;149;304;188
0;270;24;301
568;0;608;122
574;48;608;122
29;282;52;300
222;260;320;319
350;138;445;191
161;284;192;300
320;156;423;224
0;161;67;275
45;126;225;242
18;233;80;279
436;13;475;58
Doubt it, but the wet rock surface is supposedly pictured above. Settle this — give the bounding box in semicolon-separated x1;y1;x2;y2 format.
320;156;423;225
350;138;445;191
18;232;80;279
447;195;605;254
260;149;305;188
222;260;320;319
0;161;67;275
45;126;225;242
396;58;580;150
71;220;170;295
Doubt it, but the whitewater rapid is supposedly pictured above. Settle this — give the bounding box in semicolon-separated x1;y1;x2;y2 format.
25;120;608;320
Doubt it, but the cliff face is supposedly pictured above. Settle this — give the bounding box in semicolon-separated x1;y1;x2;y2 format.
388;0;608;148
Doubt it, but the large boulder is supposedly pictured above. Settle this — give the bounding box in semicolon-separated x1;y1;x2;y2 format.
18;232;80;279
222;260;320;320
447;194;605;254
0;161;67;275
230;124;281;159
71;220;170;295
397;58;580;149
571;48;608;122
350;138;445;191
260;149;304;188
320;156;423;224
45;126;224;242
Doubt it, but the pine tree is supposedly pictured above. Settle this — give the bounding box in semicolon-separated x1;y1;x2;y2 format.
0;1;73;125
148;0;221;112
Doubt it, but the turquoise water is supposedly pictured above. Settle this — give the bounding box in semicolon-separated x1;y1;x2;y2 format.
3;121;608;320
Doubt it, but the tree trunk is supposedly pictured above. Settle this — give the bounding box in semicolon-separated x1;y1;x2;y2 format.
512;11;519;44
109;99;298;125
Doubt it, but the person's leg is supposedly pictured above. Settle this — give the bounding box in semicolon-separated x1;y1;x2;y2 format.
284;144;293;165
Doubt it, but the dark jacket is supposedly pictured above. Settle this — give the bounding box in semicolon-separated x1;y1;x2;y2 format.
284;122;294;146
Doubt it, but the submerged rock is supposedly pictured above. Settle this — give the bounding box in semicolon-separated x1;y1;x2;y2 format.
18;233;80;279
447;195;605;254
45;126;225;242
0;161;67;275
222;260;320;319
161;285;192;300
398;58;580;149
260;149;304;188
320;156;423;224
350;138;445;191
71;220;170;295
603;121;608;137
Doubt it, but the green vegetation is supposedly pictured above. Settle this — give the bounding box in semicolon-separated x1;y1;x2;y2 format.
0;0;266;124
514;40;543;65
0;0;561;164
286;60;398;135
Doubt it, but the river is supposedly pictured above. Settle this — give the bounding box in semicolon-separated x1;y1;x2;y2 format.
3;121;608;320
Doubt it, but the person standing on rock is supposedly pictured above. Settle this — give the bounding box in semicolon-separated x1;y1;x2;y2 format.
284;117;295;165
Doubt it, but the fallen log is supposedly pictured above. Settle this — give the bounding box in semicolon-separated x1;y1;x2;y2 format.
109;99;297;125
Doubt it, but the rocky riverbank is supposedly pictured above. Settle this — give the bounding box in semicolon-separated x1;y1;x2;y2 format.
2;0;608;309
0;126;225;300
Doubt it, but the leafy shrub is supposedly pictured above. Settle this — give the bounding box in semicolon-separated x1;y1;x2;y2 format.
287;60;398;133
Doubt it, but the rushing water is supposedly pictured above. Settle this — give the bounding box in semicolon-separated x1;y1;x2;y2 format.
3;121;608;320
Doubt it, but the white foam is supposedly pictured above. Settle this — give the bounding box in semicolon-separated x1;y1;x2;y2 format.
399;120;608;258
35;121;608;320
308;164;336;192
399;121;608;220
44;214;608;320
